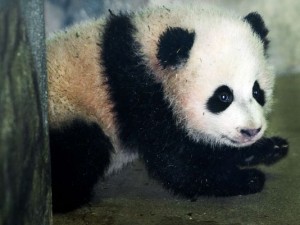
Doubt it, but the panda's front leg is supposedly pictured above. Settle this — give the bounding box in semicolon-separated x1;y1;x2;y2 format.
142;142;267;198
231;136;289;167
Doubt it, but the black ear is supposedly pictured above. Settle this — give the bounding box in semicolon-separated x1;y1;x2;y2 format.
157;27;195;69
244;12;269;52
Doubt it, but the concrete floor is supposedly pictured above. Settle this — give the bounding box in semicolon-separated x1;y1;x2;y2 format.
54;75;300;225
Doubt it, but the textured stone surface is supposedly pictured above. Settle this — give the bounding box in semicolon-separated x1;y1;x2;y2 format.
0;1;51;224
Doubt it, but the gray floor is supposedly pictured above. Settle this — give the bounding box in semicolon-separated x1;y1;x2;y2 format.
54;75;300;225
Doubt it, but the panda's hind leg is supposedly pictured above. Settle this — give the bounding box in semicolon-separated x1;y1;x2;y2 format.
50;119;112;213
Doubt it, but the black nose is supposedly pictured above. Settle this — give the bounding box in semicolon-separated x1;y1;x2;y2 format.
240;128;261;138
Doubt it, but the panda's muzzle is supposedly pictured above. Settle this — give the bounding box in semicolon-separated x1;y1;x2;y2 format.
221;126;263;146
240;127;261;139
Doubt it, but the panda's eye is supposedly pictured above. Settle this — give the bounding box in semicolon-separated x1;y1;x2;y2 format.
218;92;233;103
252;84;260;97
206;85;234;114
252;81;265;106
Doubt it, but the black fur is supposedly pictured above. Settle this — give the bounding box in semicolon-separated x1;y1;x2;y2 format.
253;80;266;106
244;12;270;52
206;85;234;114
50;120;112;213
101;13;288;199
157;27;195;68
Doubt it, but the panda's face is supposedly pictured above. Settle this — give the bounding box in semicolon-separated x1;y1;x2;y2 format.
191;80;268;148
174;45;272;147
154;10;274;147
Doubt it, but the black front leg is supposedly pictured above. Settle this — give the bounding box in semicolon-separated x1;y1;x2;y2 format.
142;140;266;198
231;136;289;167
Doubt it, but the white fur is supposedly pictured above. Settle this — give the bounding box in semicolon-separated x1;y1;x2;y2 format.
48;4;275;163
133;4;274;147
104;150;138;177
149;0;300;75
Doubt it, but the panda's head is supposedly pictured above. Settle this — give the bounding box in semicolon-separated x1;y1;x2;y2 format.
154;10;274;147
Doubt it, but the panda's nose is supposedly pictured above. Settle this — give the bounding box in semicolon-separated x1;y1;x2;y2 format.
240;127;261;138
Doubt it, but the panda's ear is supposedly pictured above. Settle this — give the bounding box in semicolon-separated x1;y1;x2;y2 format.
157;27;195;69
243;12;269;52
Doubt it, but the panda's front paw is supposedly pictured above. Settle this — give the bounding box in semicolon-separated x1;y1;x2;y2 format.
263;136;288;165
213;168;265;196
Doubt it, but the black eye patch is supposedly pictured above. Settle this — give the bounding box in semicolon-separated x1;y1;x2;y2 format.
252;81;265;106
206;85;234;114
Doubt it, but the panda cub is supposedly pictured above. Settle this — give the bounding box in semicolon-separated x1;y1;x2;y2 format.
47;4;288;212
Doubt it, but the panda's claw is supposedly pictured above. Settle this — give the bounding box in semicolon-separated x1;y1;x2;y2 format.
263;136;289;165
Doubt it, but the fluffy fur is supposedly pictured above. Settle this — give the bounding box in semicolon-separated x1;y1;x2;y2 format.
47;4;288;213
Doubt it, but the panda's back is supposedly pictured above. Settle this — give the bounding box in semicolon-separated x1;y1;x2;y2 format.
47;19;118;141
